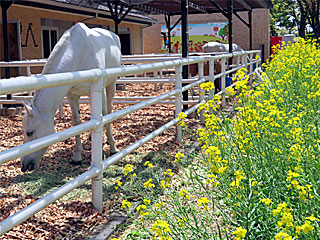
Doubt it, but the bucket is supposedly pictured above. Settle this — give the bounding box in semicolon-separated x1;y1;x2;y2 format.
218;77;232;88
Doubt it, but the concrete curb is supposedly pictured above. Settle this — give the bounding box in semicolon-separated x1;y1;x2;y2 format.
87;214;127;240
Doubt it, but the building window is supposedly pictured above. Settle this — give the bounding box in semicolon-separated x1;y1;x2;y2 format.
42;27;58;58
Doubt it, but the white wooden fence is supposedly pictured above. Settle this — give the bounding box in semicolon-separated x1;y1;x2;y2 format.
0;50;260;235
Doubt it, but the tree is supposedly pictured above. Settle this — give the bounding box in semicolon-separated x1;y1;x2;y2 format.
270;0;309;37
299;0;320;39
219;24;228;41
271;0;319;38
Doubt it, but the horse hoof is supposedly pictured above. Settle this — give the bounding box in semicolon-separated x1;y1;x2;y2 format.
71;160;82;166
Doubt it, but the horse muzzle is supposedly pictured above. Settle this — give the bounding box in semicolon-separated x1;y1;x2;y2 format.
21;158;36;172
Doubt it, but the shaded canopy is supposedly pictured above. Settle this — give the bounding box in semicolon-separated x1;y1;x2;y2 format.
95;0;272;15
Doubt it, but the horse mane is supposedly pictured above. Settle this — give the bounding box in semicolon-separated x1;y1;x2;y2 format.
33;26;73;104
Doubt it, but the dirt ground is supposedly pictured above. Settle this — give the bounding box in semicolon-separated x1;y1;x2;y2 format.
0;83;200;239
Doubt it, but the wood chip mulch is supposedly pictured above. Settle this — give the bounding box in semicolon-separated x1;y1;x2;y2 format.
0;83;200;240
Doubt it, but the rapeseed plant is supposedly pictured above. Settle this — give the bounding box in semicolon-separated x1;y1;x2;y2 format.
114;39;320;239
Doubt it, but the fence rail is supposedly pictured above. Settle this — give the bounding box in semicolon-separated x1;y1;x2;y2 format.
0;52;260;107
0;50;260;235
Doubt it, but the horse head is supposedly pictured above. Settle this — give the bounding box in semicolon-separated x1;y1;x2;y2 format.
21;100;55;172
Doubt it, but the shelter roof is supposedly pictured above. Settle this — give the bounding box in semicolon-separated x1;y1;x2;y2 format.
14;0;156;25
16;0;273;18
122;0;273;15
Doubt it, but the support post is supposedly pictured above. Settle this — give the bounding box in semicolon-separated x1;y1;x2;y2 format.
248;10;252;50
114;2;119;35
165;14;172;53
91;75;104;212
228;0;234;65
198;61;204;122
181;0;189;110
175;64;182;143
221;58;226;107
1;1;12;102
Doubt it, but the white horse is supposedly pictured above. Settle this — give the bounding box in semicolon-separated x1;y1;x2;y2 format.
21;23;121;172
202;42;244;53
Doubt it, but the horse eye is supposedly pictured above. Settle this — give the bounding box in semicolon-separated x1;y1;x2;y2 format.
26;131;33;137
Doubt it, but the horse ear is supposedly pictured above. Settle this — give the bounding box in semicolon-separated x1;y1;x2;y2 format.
23;99;33;116
31;102;39;115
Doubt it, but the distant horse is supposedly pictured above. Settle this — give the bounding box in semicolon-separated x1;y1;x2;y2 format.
21;23;121;172
189;56;222;93
202;42;244;53
188;42;244;92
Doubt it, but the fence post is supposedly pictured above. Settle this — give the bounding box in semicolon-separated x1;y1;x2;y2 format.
258;51;262;67
241;53;246;69
175;63;182;143
198;61;204;122
26;66;31;76
26;66;33;96
236;55;240;67
209;58;215;100
153;70;158;91
244;52;248;71
221;57;226;108
91;74;104;213
59;104;64;118
249;53;253;84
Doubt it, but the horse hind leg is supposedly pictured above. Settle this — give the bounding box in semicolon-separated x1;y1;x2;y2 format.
103;85;119;155
68;96;83;164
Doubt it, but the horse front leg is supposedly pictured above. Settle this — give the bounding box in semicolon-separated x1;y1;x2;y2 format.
68;95;83;164
103;84;119;154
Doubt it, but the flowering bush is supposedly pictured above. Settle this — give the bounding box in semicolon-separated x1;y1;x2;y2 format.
114;39;320;239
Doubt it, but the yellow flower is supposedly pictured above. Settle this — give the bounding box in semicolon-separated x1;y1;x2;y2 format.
200;81;215;91
121;199;131;210
152;220;171;239
144;161;154;168
164;169;174;177
259;198;273;206
232;227;247;240
179;189;190;200
216;166;228;174
143;199;151;205
306;214;320;221
275;232;292;240
137;204;149;216
301;221;314;234
114;180;122;190
177;218;186;227
197;197;210;210
225;86;236;95
160;180;168;189
123;164;134;176
144;178;155;188
175;152;185;162
251;180;258;187
155;202;165;208
177;112;187;126
273;202;288;216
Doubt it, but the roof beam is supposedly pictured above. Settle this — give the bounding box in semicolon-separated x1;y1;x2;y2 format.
188;1;208;13
233;11;249;27
208;0;228;18
134;4;169;15
237;0;252;11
